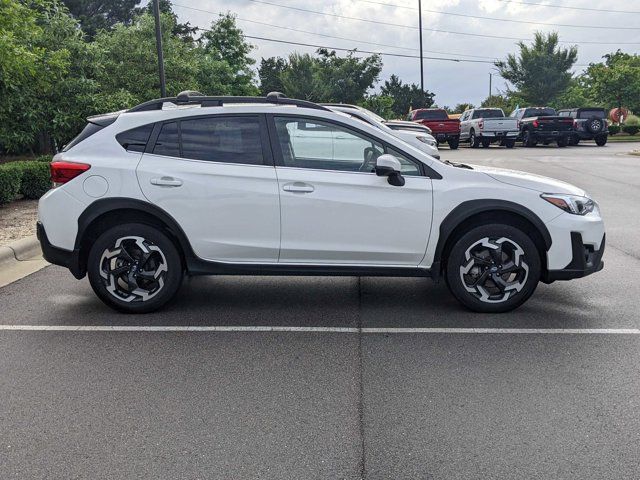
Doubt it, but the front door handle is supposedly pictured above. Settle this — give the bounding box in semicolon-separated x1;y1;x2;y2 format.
283;182;314;193
150;176;183;187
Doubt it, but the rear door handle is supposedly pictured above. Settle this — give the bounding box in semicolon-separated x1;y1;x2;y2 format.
150;176;183;187
283;182;314;193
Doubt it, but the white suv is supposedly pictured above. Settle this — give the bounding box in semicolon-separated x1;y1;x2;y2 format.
37;92;606;314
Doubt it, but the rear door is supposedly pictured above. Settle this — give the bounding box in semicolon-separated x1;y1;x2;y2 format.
136;114;281;263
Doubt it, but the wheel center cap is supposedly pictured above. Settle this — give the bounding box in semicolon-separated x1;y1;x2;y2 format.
490;266;498;272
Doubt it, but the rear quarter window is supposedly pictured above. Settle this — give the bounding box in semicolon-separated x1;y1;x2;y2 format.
116;124;154;152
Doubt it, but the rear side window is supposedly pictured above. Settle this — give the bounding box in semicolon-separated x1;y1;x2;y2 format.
63;123;104;152
180;116;264;165
116;124;154;152
153;122;180;157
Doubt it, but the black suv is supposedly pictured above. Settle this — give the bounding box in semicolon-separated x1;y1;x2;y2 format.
557;108;608;146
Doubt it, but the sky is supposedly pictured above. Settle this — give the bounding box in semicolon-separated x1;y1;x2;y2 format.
168;0;640;107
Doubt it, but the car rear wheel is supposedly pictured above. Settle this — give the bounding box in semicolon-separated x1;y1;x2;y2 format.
87;223;183;313
504;139;516;148
469;130;479;148
595;135;607;146
522;130;536;147
481;139;491;148
445;224;541;313
557;136;569;147
448;137;460;150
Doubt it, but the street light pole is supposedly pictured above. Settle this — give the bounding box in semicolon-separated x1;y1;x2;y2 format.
153;0;167;98
489;73;492;101
418;0;424;92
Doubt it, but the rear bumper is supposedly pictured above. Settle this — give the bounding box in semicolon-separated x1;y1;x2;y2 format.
575;131;608;139
543;232;605;283
530;130;572;139
479;131;518;138
434;133;459;141
37;222;84;279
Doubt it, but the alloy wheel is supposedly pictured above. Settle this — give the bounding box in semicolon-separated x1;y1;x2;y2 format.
99;236;168;303
459;237;530;304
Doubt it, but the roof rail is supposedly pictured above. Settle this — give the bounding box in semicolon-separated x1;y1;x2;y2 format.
127;91;330;113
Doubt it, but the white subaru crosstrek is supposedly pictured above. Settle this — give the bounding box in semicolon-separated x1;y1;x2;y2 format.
37;92;605;314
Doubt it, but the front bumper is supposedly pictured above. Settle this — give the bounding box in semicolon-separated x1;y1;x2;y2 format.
543;232;605;283
37;222;84;279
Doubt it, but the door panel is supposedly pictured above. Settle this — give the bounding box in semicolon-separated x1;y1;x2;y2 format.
276;168;431;265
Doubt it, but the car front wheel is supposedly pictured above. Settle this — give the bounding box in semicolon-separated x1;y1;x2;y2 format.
87;223;183;313
445;224;541;313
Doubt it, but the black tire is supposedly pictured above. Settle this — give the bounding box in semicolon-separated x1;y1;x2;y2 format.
557;136;568;148
87;223;183;313
481;139;491;148
522;130;536;147
448;137;460;150
445;224;541;313
469;130;479;148
586;117;604;135
568;135;579;146
505;139;516;148
595;134;608;146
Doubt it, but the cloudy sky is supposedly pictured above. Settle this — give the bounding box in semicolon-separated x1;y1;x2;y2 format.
169;0;640;107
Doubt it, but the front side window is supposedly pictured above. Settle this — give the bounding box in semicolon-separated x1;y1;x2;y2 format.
180;116;264;165
274;117;421;176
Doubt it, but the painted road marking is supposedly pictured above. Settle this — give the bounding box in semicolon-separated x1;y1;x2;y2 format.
1;325;640;334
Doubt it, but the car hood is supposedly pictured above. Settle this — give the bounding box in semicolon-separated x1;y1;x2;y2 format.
470;164;586;195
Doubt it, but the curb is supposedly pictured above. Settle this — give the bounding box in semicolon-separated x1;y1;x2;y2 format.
0;236;42;266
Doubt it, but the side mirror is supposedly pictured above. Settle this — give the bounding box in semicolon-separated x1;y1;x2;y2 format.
375;154;405;186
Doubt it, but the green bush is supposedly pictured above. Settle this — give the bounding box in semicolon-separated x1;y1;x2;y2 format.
623;125;640;136
626;114;639;126
0;166;22;205
0;161;51;204
35;155;54;163
608;124;620;135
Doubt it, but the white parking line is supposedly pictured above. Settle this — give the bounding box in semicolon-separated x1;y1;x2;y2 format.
1;325;640;334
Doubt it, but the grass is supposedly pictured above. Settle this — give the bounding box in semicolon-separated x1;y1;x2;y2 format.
608;135;640;142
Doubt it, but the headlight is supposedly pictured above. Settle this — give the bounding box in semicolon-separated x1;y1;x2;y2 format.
541;193;596;215
416;136;437;148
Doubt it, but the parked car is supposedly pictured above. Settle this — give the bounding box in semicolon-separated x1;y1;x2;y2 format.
407;108;460;149
557;108;608;146
511;107;574;147
459;108;519;148
38;92;605;314
385;120;432;135
323;104;440;159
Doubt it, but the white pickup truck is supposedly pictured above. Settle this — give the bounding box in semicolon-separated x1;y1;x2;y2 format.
459;108;519;148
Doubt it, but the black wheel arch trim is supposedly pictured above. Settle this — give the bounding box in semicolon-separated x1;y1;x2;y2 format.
431;199;553;279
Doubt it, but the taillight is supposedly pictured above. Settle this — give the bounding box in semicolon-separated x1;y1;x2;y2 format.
533;120;539;128
478;121;484;129
50;161;91;186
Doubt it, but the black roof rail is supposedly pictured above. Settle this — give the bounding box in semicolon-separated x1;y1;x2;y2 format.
127;90;330;113
320;103;360;110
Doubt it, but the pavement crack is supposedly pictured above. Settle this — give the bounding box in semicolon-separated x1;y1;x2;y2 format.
356;276;367;480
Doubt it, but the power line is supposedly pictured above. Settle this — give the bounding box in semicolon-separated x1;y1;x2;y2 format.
173;3;498;60
356;0;640;30
240;0;640;45
494;0;640;14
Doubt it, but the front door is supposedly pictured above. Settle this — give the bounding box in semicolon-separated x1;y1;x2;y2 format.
270;115;432;266
136;114;280;263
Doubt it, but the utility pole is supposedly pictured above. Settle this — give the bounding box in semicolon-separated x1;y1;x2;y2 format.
152;0;167;97
418;0;424;92
489;73;492;101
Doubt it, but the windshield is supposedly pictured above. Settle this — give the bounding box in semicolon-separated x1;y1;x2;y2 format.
356;107;386;123
523;108;557;118
473;109;504;119
414;110;448;121
578;109;605;119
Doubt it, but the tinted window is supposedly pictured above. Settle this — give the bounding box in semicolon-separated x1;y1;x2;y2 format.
523;108;557;118
116;124;154;152
180;116;264;165
473;109;504;119
414;110;448;121
153;122;180;157
578;109;605;119
274;117;384;172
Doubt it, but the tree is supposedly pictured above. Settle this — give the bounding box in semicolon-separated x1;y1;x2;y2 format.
259;57;287;95
380;75;435;117
200;13;256;92
496;32;578;105
359;95;395;119
480;94;516;113
580;51;640;114
63;0;141;39
450;103;474;114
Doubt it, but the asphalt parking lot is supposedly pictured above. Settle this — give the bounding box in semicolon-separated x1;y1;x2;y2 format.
1;141;639;479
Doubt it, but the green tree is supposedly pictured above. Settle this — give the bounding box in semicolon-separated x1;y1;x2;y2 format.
280;53;321;101
359;95;395;119
380;74;435;117
63;0;141;39
480;94;513;112
258;57;287;95
581;51;640;114
314;49;382;103
450;103;474;114
496;32;578;105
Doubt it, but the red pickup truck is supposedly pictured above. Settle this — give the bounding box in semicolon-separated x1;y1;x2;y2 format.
408;108;460;149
